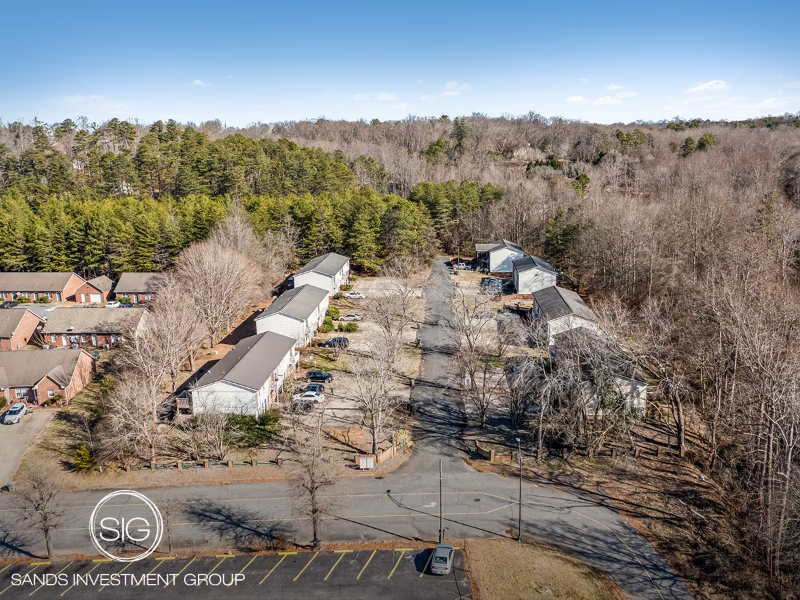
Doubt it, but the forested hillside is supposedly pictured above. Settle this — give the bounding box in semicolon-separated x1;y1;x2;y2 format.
2;112;800;594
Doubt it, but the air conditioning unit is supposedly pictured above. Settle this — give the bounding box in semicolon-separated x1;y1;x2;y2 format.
103;344;110;350
42;344;50;350
70;343;79;350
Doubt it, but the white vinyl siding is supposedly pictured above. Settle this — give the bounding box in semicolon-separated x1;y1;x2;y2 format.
192;381;266;416
255;313;309;346
546;315;599;345
514;268;557;295
294;271;336;296
489;247;526;273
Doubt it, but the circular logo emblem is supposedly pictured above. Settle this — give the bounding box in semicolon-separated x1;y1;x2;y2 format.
90;490;164;562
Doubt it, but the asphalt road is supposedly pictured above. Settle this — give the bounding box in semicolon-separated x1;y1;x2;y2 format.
0;259;694;600
0;548;471;599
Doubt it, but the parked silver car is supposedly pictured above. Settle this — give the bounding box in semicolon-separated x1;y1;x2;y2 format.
430;544;455;575
3;402;27;424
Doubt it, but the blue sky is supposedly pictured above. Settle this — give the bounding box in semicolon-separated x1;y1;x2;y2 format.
2;0;799;126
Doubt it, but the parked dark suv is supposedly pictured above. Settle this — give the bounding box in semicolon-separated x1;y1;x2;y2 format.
0;301;19;309
305;370;334;383
323;337;349;349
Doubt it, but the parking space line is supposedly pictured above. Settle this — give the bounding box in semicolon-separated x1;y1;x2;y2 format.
30;562;72;596
60;562;103;597
29;563;50;567
166;557;195;587
420;551;433;577
324;551;352;581
92;559;112;563
293;553;318;581
208;556;229;575
100;562;132;592
388;550;407;579
356;550;376;580
227;555;258;587
0;566;10;576
154;557;175;561
1;565;39;596
260;555;288;584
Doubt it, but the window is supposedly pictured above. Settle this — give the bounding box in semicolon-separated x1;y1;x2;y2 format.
80;334;86;343
15;388;27;399
48;390;54;399
51;335;56;343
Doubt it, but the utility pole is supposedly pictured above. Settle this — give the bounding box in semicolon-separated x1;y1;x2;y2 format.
516;437;522;542
439;459;443;544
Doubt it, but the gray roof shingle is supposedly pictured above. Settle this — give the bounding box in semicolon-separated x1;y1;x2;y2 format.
0;309;41;338
256;285;328;322
533;286;597;322
86;276;115;292
193;332;296;392
42;308;146;334
0;349;89;389
512;255;558;274
115;273;159;294
296;253;349;277
0;272;81;292
475;239;524;254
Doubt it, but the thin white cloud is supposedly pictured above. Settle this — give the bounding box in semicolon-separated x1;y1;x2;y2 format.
419;81;471;101
375;92;397;101
192;79;211;86
759;97;795;108
614;91;638;99
224;75;234;79
606;84;624;91
593;96;622;106
420;94;435;101
566;96;590;105
661;105;674;112
685;80;729;94
394;102;408;109
578;78;588;83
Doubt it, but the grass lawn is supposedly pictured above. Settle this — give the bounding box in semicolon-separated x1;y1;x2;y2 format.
466;538;624;600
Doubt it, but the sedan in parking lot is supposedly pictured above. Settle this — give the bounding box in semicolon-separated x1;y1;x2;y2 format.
323;336;349;349
430;544;455;575
340;313;361;322
293;390;325;403
3;402;27;424
343;291;365;299
304;383;325;394
105;301;120;308
305;370;334;383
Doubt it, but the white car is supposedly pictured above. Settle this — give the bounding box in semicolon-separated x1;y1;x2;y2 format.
105;301;121;308
4;402;27;424
344;291;365;299
292;390;325;403
340;313;362;322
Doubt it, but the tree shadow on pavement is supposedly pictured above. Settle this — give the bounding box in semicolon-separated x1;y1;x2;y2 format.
186;498;295;552
0;516;38;558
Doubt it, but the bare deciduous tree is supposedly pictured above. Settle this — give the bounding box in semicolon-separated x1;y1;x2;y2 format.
15;471;67;560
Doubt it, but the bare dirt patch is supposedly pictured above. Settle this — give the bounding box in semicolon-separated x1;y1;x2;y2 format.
465;538;624;600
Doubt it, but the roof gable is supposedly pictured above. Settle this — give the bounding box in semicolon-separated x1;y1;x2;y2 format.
533;286;597;322
512;255;558;274
0;272;82;292
475;239;524;254
257;284;329;321
296;253;349;277
115;273;159;294
85;275;115;292
42;307;146;334
0;349;90;388
0;308;40;338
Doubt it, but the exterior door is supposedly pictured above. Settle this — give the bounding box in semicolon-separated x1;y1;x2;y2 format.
61;335;67;346
81;293;86;303
57;292;62;301
91;334;98;346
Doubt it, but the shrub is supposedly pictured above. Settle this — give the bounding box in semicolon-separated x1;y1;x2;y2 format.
16;296;31;304
342;322;359;333
327;306;340;320
0;398;6;410
349;275;358;282
333;292;344;300
74;444;94;471
116;296;130;303
229;411;281;448
319;316;335;333
35;296;51;304
340;284;353;292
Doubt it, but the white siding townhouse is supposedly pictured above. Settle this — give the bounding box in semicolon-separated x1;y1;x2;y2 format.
191;331;298;415
531;286;599;345
293;252;350;296
512;255;558;295
254;284;330;347
474;239;526;273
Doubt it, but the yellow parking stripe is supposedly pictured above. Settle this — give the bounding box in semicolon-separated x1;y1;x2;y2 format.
100;562;132;592
388;550;406;579
154;557;175;561
29;563;50;566
293;552;318;581
0;565;10;576
166;557;195;587
92;559;111;563
420;551;434;577
260;555;289;584
208;556;229;575
356;550;376;580
1;565;40;596
30;562;71;596
324;551;351;581
60;562;102;597
227;554;257;587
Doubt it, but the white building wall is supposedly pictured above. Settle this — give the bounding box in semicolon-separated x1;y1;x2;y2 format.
490;248;525;272
547;315;599;345
515;268;557;295
255;313;310;346
294;271;335;296
192;381;262;416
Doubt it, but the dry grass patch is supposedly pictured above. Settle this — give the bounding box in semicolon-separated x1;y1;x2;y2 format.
466;538;623;600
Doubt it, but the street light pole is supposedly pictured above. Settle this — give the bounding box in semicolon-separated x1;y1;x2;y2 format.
439;459;444;544
516;437;522;542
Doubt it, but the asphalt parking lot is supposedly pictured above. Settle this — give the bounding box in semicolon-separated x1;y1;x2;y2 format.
0;410;54;488
0;548;471;599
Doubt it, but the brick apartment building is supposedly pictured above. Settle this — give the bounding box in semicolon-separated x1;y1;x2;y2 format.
0;272;85;302
42;307;147;348
0;349;95;405
0;308;44;351
75;276;115;304
113;273;159;303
